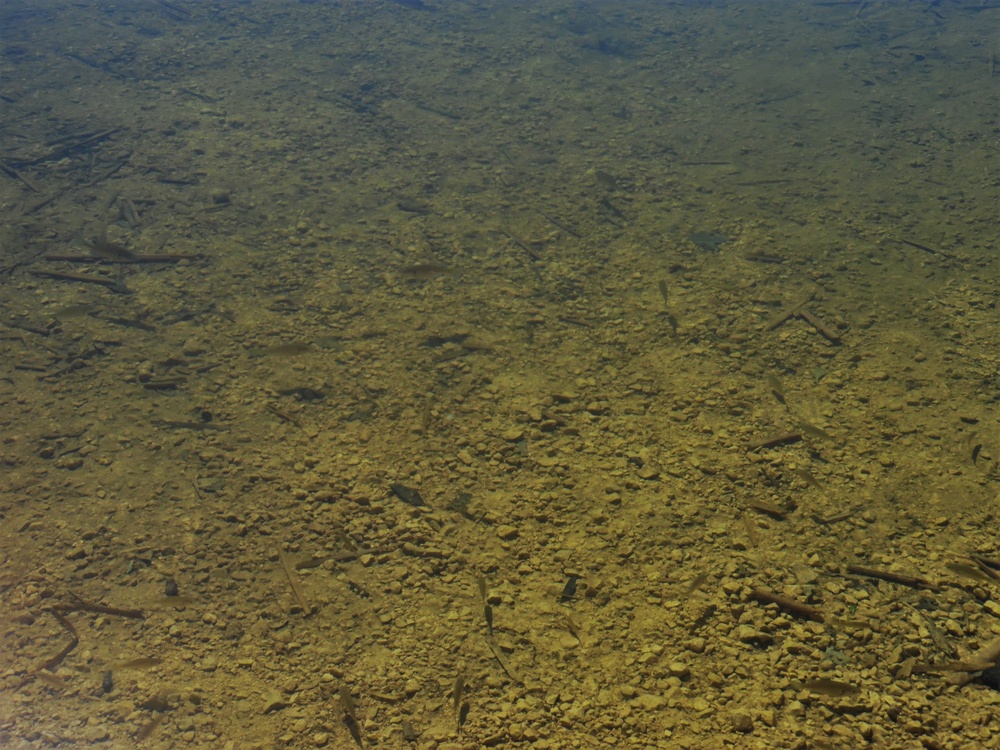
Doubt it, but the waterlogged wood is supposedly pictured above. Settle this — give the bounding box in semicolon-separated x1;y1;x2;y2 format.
750;588;824;623
29;269;128;291
10;128;120;167
765;291;814;330
797;308;841;344
484;633;523;684
61;593;144;619
38;610;79;673
44;253;204;263
847;564;939;591
500;228;541;261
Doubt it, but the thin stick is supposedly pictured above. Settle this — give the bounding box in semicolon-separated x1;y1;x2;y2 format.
536;209;582;238
765;291;814;331
0;161;40;191
59;592;145;619
797;308;842;344
28;269;129;291
499;229;541;261
279;550;312;615
846;564;939;591
39;610;80;672
484;633;523;684
43;253;204;263
15;128;120;167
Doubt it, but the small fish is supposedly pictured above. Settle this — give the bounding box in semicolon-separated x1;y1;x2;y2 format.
248;342;312;358
749;500;786;519
946;562;995;584
560;575;578;600
340;686;363;745
801;678;859;697
390;483;424;507
684;573;709;597
136;714;165;741
484;604;493;634
798;421;834;441
689;232;728;252
794;468;822;489
453;675;464;716
340;685;357;722
914;658;996;674
85;238;136;262
53;303;97;320
396;199;431;213
595;170;617;189
401;720;418;741
35;671;69;690
115;657;163;671
400;263;450;280
766;374;786;405
146;595;196;609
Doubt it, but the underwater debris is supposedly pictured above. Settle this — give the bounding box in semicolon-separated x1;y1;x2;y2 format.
750;588;824;623
846;565;939;592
